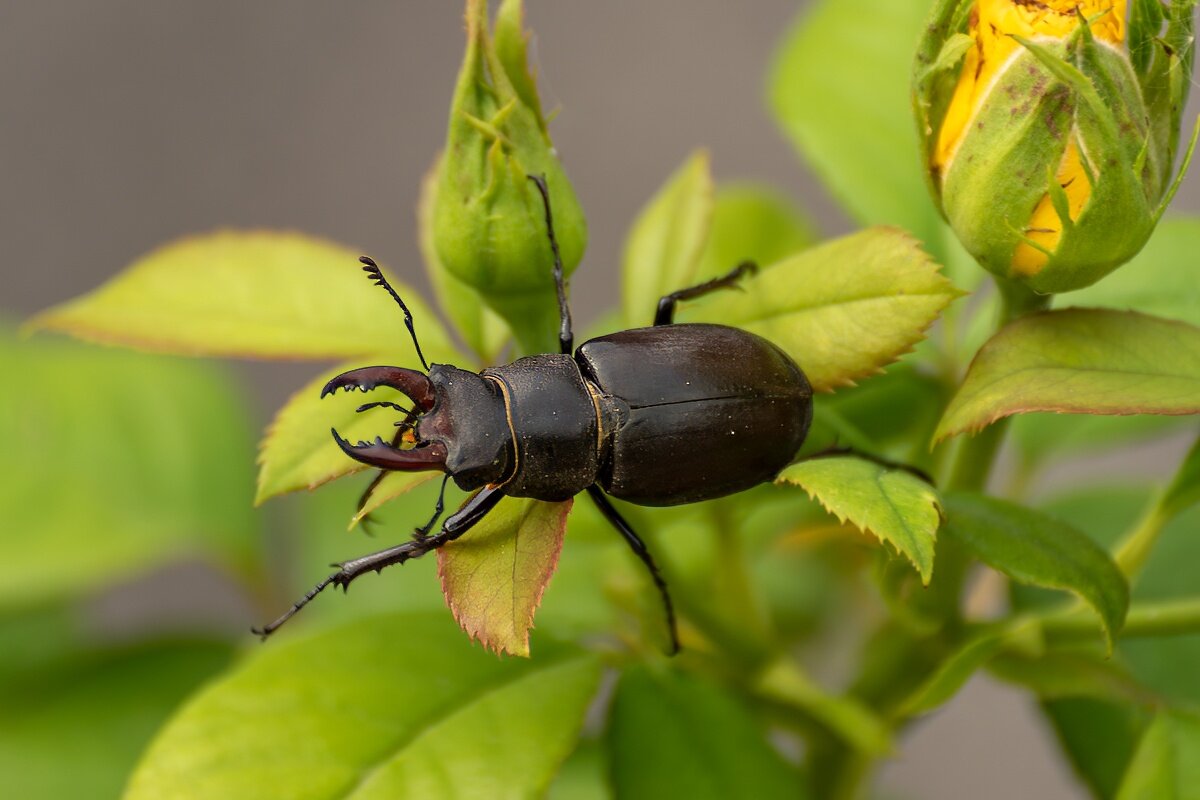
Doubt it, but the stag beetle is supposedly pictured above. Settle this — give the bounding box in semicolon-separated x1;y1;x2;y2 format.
253;176;813;651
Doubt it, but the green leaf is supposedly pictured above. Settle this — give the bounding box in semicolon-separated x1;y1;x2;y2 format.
0;332;256;606
0;640;232;800
30;230;452;360
546;740;610;800
125;614;601;800
351;471;438;528
693;183;816;284
937;309;1200;441
1044;698;1147;800
682;227;961;392
943;492;1130;651
1063;218;1200;328
1117;710;1200;800
419;158;510;364
988;652;1154;705
606;667;803;800
622;151;714;326
769;0;942;248
777;456;941;584
438;497;572;656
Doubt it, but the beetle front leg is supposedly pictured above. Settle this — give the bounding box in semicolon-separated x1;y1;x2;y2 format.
654;261;757;326
252;485;506;638
587;486;679;654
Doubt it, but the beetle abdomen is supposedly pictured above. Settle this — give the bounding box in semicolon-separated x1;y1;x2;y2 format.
575;324;812;506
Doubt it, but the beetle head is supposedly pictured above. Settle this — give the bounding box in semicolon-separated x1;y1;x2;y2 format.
323;364;512;489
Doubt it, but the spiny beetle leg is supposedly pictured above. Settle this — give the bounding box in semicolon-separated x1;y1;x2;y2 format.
806;446;936;487
654;261;758;326
251;485;506;639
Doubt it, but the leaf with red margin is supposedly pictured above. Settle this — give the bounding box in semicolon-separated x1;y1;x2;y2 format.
936;309;1200;442
438;497;572;657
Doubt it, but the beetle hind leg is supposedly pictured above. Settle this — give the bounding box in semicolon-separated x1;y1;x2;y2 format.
654;261;758;326
586;486;679;655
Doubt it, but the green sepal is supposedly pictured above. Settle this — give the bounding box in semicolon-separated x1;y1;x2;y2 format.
433;0;587;355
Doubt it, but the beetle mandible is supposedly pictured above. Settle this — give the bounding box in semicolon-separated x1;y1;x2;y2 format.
253;175;813;651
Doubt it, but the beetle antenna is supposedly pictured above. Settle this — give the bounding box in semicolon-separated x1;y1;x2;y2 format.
359;255;430;371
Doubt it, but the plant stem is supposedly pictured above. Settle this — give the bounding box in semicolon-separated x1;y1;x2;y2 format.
944;278;1049;494
1113;500;1171;583
1043;597;1200;640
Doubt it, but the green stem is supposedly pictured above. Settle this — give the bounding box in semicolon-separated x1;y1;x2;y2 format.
1043;597;1200;640
1113;500;1171;583
824;277;1050;797
944;277;1049;494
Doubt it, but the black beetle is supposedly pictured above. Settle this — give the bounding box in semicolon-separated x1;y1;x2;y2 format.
254;176;813;651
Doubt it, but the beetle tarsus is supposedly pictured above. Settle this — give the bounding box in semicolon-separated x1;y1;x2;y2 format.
253;486;506;638
653;260;758;326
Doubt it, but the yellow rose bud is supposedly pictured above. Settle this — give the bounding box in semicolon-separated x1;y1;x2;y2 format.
914;0;1198;292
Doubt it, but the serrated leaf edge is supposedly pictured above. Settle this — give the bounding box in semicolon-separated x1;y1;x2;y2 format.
437;499;571;657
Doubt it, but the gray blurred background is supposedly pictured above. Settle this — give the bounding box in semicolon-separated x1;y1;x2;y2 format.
6;3;1197;798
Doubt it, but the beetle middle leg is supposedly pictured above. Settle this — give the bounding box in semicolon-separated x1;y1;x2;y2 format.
654;261;758;326
526;173;574;355
252;485;506;639
587;486;679;654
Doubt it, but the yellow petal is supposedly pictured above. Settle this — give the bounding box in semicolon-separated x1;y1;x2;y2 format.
1012;138;1094;275
933;0;1126;172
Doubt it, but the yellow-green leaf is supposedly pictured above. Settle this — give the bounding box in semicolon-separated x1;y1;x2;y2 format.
438;497;572;656
350;471;438;529
622;151;714;326
124;614;601;800
31;230;451;360
936;309;1200;441
943;492;1129;652
682;227;960;392
777;456;941;583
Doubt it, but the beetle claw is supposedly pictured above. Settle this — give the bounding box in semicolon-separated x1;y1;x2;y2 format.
321;366;437;411
331;428;448;472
